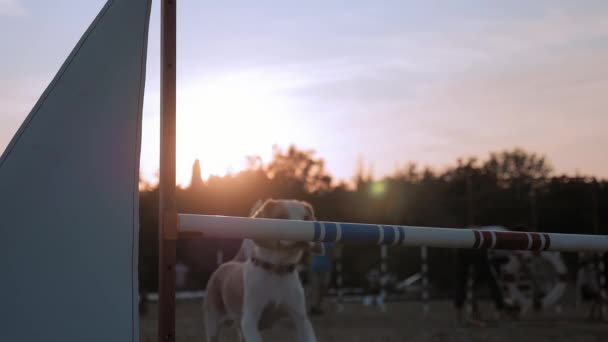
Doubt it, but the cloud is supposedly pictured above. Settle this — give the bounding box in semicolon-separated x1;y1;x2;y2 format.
0;0;25;16
298;5;608;178
147;2;608;179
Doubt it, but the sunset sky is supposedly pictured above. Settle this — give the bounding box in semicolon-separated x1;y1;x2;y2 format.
2;0;607;186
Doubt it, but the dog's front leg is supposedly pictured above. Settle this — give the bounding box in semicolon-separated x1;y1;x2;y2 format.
241;308;263;342
241;262;266;342
286;284;317;342
292;315;316;342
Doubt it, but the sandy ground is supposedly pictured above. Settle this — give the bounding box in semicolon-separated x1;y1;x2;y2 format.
140;298;608;342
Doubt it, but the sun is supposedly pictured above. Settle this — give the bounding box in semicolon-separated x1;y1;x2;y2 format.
175;72;295;185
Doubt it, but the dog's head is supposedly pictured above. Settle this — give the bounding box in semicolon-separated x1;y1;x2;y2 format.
251;199;324;255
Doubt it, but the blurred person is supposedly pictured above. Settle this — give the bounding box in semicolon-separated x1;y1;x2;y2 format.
309;242;335;315
454;226;525;324
578;252;608;319
454;248;506;325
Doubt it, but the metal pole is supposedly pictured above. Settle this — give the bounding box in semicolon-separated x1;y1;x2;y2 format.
336;247;344;313
466;170;474;226
530;185;538;231
158;0;177;341
591;180;607;320
465;265;475;317
592;179;600;235
420;246;429;315
379;245;388;312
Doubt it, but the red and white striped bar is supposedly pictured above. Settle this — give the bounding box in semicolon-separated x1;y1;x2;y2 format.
178;214;608;252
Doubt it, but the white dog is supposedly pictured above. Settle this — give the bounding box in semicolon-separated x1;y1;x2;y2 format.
204;199;323;342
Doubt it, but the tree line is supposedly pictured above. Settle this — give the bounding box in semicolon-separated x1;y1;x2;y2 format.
139;146;607;292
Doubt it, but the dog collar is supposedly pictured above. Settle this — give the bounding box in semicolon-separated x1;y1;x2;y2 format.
254;240;309;252
250;256;297;275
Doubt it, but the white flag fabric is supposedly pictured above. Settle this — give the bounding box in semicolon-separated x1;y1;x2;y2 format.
0;0;151;341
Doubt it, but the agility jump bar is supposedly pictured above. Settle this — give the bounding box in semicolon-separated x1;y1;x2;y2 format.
178;214;608;252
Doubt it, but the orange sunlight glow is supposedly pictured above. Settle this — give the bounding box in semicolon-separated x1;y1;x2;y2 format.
175;72;297;186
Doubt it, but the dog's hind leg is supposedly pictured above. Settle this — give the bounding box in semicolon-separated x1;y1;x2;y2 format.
236;323;246;342
204;299;222;342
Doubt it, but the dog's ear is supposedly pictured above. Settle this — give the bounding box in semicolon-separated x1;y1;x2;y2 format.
308;242;325;255
251;199;278;218
302;201;316;221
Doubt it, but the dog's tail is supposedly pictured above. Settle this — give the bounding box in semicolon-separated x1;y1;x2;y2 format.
231;199;266;262
204;270;225;342
232;199;274;262
232;239;254;262
249;199;265;216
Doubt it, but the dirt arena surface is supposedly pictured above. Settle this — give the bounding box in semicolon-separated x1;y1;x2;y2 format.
140;299;608;342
